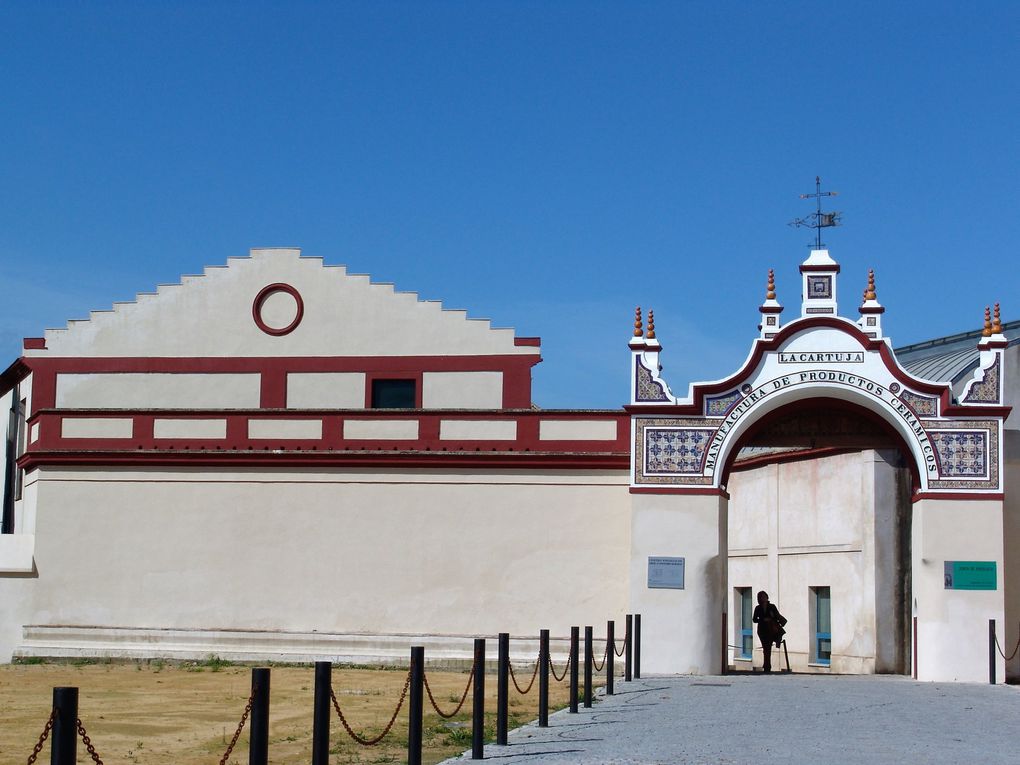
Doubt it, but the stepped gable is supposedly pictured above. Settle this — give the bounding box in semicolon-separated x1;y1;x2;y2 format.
28;248;538;359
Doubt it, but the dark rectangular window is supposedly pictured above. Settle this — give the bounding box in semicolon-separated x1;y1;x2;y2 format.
371;379;416;409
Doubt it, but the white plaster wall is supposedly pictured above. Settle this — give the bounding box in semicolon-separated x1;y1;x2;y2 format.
56;373;262;409
439;420;517;440
422;372;503;409
61;418;134;439
153;419;228;439
4;466;630;661
287;373;365;409
629;492;727;674
34;249;541;358
1003;431;1020;682
539;420;619;441
343;420;419;440
776;454;864;549
913;497;1005;682
1002;345;1020;431
247;419;323;440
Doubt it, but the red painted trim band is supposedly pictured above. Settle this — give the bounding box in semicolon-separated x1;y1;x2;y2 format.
629;486;729;498
19;450;629;472
912;492;1004;503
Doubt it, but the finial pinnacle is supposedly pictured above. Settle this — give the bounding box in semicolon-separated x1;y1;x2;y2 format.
647;310;656;340
864;269;876;301
766;269;776;300
634;307;643;337
993;303;1003;334
982;306;992;337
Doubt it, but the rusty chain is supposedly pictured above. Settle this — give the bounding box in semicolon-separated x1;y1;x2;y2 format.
218;684;258;765
25;710;55;765
548;654;571;682
508;651;541;695
613;630;629;658
994;629;1020;662
424;662;475;719
590;642;608;672
330;666;413;746
76;719;104;765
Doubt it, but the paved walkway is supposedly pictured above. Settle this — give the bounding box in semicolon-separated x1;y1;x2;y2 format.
442;673;1020;764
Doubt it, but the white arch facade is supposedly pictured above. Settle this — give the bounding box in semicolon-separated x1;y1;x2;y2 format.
627;250;1009;682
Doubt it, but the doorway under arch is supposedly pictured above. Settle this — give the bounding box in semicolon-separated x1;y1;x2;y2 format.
723;399;914;674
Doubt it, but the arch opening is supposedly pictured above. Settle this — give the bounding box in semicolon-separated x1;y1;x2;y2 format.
721;396;914;675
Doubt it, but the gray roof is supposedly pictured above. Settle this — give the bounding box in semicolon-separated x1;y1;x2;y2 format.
893;319;1020;385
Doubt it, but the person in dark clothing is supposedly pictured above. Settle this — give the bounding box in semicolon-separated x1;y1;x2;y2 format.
752;590;787;673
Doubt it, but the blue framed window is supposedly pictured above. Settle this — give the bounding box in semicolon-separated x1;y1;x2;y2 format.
738;588;753;659
813;586;831;666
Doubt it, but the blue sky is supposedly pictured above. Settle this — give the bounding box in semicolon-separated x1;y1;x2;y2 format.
2;2;1018;408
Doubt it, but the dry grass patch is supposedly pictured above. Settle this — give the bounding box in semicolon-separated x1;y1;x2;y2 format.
0;658;595;764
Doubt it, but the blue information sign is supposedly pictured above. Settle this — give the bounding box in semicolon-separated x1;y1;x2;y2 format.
648;556;685;589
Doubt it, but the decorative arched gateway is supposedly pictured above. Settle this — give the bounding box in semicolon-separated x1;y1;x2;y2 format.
627;249;1009;682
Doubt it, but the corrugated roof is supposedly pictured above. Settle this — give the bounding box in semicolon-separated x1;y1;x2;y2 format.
893;319;1020;385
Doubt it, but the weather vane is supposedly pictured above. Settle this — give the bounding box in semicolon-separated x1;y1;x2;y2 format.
789;176;841;249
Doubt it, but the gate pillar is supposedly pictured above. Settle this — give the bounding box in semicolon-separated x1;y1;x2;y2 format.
629;491;728;675
912;497;1005;682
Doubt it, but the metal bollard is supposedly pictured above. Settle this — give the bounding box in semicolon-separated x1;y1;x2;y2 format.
51;686;78;765
625;614;633;682
583;626;593;708
606;620;615;695
408;646;425;765
569;626;579;713
538;629;550;727
635;614;642;679
472;638;485;759
312;662;331;765
496;633;509;745
990;619;996;685
249;668;271;765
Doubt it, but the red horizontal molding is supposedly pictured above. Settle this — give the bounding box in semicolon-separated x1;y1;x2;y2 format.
629;486;729;498
912;491;1004;503
19;450;629;472
25;409;631;461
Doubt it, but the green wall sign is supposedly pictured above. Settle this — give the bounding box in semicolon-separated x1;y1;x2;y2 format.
944;561;997;590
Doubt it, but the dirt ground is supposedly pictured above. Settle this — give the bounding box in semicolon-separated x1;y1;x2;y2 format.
0;658;593;764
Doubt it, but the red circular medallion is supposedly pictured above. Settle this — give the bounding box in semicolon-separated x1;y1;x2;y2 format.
252;283;304;336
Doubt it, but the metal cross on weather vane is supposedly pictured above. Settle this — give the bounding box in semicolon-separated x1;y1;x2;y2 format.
789;176;842;249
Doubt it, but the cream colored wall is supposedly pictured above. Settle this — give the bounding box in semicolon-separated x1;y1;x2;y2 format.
629;492;727;674
912;497;1005;682
539;420;618;441
33;249;541;359
439;420;517;440
61;418;134;439
0;466;631;662
1003;431;1020;682
727;450;909;674
422;372;503;409
56;373;262;409
287;373;366;409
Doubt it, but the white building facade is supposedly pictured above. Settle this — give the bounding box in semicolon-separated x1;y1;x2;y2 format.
1;246;1016;683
